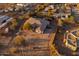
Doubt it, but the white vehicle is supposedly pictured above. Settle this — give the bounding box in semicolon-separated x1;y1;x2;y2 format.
0;15;13;29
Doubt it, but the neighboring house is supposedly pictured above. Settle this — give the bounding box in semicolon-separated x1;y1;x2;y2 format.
74;16;79;23
53;13;71;20
44;5;54;12
16;3;25;7
0;15;13;30
73;8;79;15
73;8;79;23
23;17;49;34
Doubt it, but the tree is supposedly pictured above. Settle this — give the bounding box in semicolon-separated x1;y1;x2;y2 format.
9;19;18;30
23;23;32;30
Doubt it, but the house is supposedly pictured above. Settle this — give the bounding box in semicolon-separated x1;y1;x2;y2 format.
53;13;71;20
44;5;54;12
0;15;13;29
16;3;24;7
23;17;49;34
